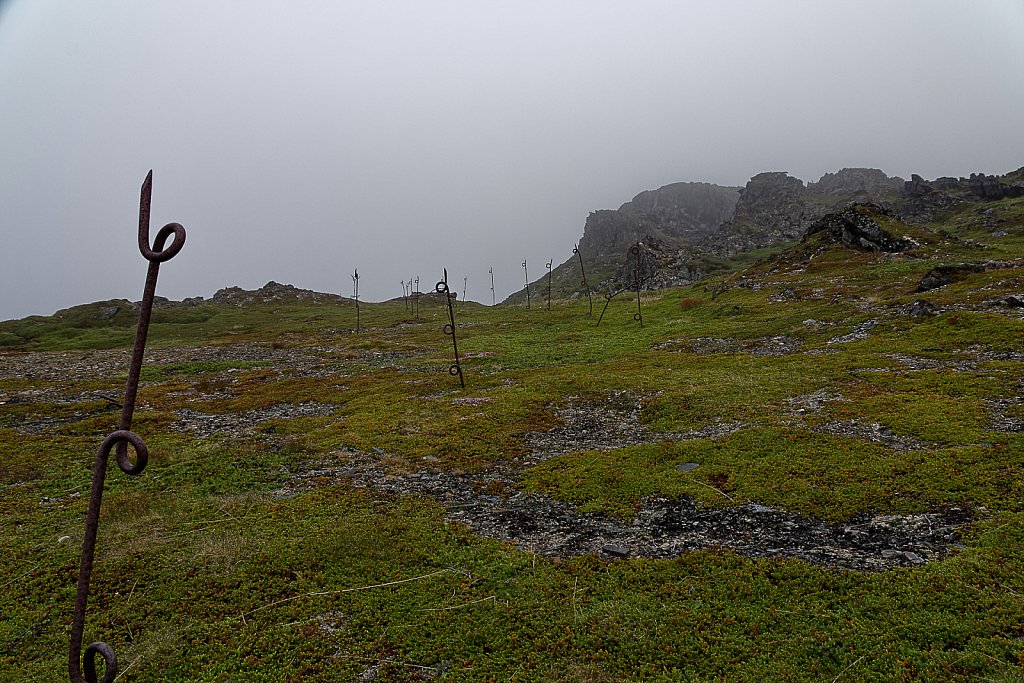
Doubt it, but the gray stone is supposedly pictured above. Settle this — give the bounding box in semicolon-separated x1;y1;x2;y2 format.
601;544;631;558
903;551;924;564
677;462;700;472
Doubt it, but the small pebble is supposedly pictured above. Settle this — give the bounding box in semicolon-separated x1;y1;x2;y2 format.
601;544;630;559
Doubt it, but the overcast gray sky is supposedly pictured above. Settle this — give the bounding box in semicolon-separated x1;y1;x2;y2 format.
2;1;1023;321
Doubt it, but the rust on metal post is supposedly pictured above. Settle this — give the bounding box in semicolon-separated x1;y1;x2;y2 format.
489;267;495;306
69;171;185;683
631;242;644;328
436;269;464;387
573;243;593;316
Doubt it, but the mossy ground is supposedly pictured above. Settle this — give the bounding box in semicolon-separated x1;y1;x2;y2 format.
2;202;1024;680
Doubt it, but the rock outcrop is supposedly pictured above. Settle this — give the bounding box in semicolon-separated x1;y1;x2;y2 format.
807;167;905;197
576;182;740;256
804;204;914;253
211;281;351;307
713;172;824;255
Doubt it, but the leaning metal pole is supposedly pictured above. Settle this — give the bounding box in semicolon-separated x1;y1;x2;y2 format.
69;171;186;683
436;269;465;387
573;243;593;316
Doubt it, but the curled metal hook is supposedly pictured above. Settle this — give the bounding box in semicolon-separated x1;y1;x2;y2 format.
436;269;464;387
70;172;184;683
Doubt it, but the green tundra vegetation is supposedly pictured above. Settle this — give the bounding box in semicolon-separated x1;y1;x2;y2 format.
2;199;1023;681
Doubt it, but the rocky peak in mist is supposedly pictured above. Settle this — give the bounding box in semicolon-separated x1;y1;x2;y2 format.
577;182;740;256
807;167;905;196
505;163;1021;305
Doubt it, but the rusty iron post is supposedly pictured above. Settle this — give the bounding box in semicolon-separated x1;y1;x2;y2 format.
436;269;464;387
546;259;553;310
352;268;360;332
69;171;185;683
596;244;649;327
462;276;468;307
522;260;530;309
573;243;593;316
414;276;421;318
489;267;495;306
631;242;644;328
401;280;408;312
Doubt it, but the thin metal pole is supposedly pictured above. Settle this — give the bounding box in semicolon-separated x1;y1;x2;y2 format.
546;259;553;310
436;269;464;387
574;243;593;316
631;242;644;328
489;267;495;306
352;268;360;332
522;260;530;309
70;171;185;683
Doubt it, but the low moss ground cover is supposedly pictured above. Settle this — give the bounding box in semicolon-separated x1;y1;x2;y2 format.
2;202;1024;680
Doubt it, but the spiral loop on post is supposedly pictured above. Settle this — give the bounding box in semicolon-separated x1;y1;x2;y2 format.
102;429;149;476
141;222;186;263
138;172;186;263
435;281;448;295
83;642;116;683
449;365;462;376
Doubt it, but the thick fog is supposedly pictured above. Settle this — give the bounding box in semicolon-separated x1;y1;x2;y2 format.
1;0;1023;320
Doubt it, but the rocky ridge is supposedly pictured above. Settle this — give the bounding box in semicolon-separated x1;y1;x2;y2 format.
508;164;1022;303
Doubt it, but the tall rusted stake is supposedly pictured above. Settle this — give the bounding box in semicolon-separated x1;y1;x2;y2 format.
69;171;185;683
436;269;464;387
631;242;644;328
352;268;360;332
546;259;553;310
414;276;421;318
522;259;531;309
462;276;468;307
401;280;408;311
573;243;593;316
489;267;495;306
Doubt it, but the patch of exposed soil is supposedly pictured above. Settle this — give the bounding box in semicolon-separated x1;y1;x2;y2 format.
276;397;971;572
653;336;803;356
173;402;340;438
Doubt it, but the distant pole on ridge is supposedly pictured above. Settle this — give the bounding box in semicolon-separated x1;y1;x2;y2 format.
352;268;360;332
522;259;530;309
546;259;553;310
489;267;495;306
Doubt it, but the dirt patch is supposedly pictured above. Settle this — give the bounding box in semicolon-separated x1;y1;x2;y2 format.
173;402;340;438
276;395;971;572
